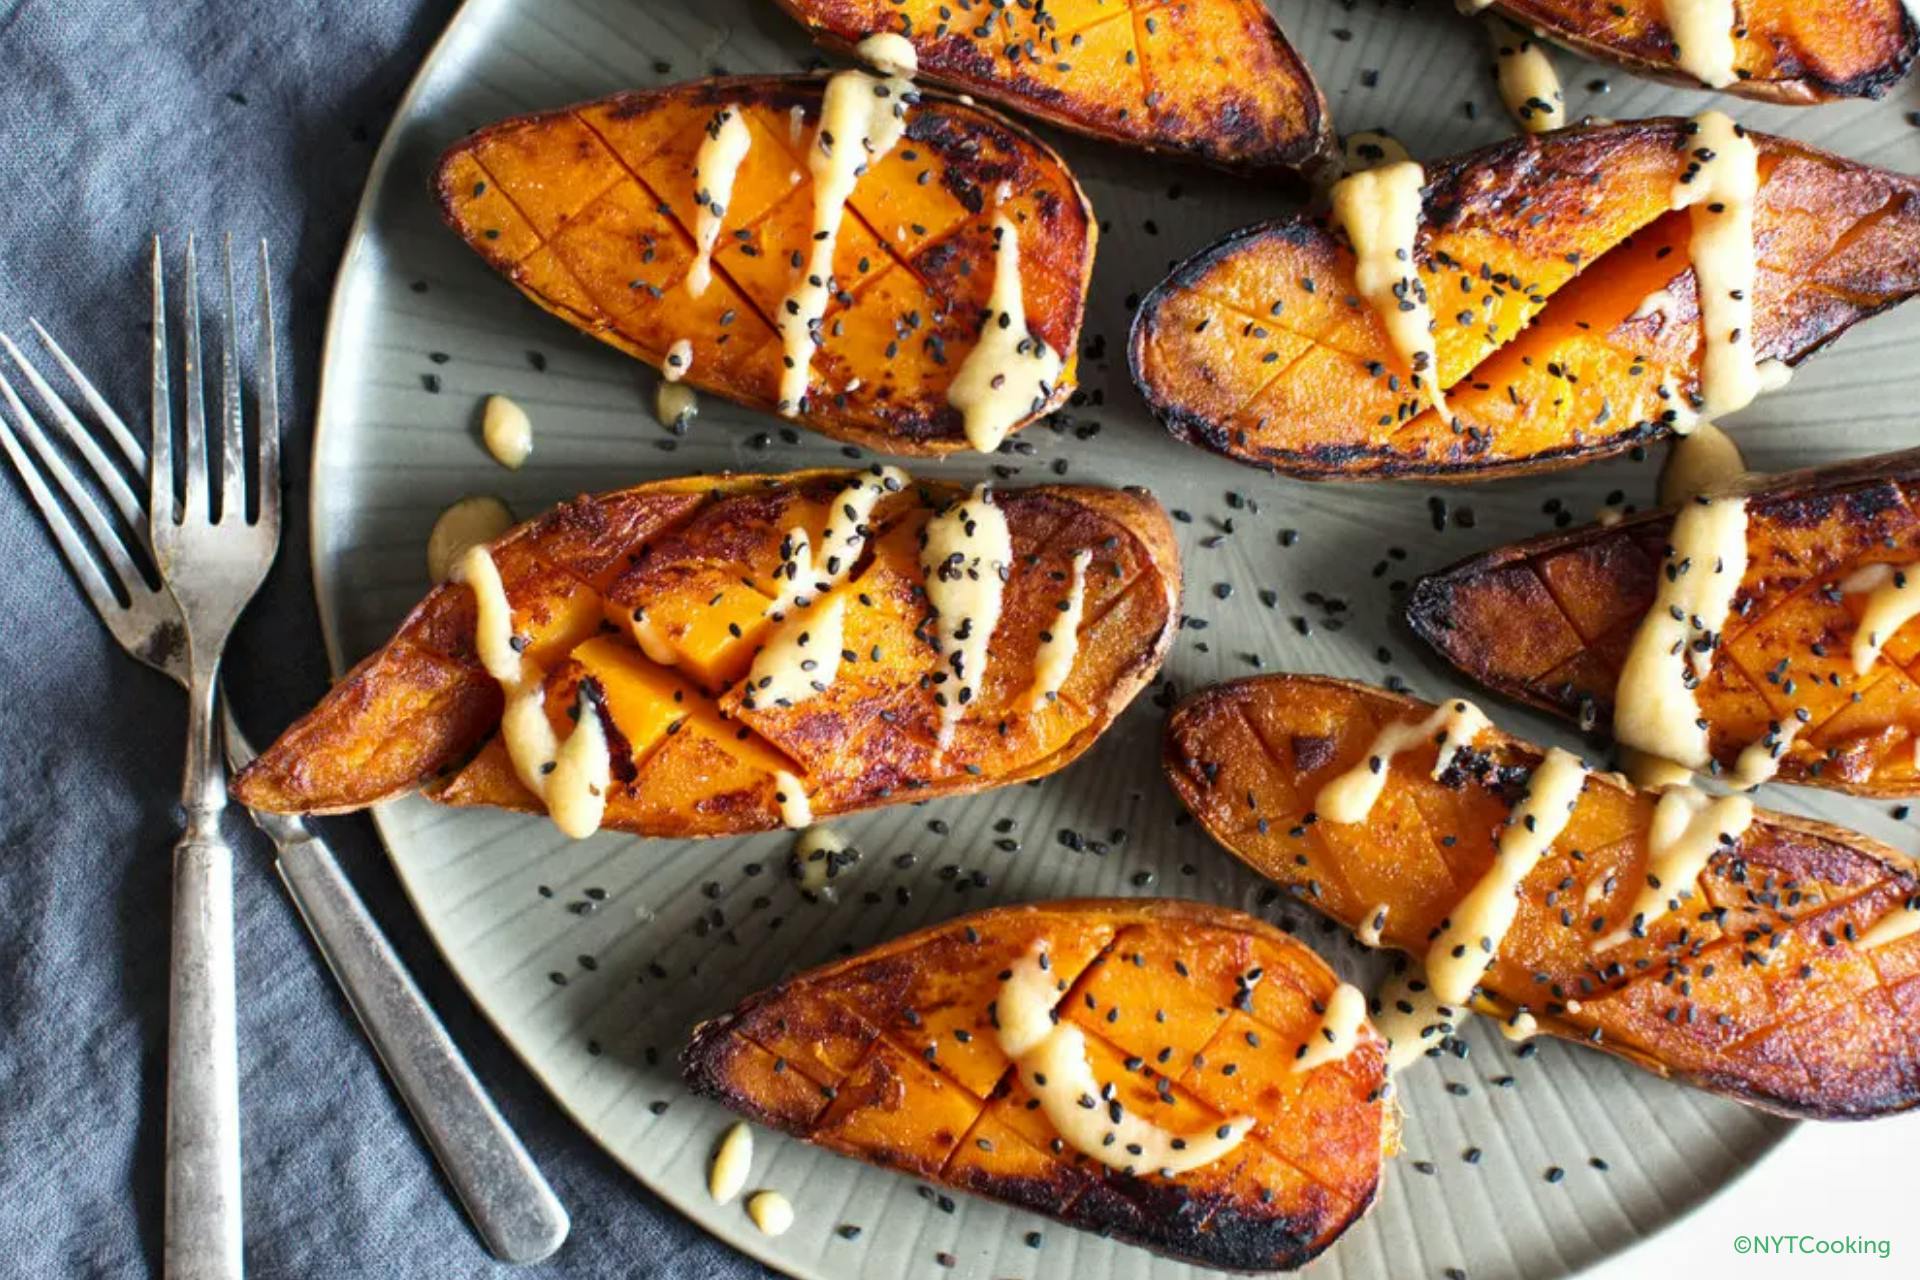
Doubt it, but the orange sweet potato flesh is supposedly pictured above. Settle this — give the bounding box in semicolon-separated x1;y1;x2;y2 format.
1165;675;1920;1119
682;898;1390;1270
1129;118;1920;480
773;0;1333;172
434;76;1095;455
231;470;1179;837
1491;0;1917;104
1407;449;1920;798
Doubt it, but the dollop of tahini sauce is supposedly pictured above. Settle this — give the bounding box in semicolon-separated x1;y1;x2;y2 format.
776;69;916;417
1664;0;1738;88
946;215;1064;453
455;544;612;838
1328;160;1450;425
708;1122;753;1205
921;484;1013;749
854;31;918;78
996;942;1255;1176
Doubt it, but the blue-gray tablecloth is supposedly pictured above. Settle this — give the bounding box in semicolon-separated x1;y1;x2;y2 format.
0;3;766;1274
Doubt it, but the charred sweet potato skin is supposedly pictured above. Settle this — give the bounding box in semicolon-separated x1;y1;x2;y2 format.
1129;119;1920;480
1165;675;1920;1119
776;0;1333;173
434;76;1094;455
1492;0;1918;104
1407;449;1920;797
682;899;1389;1270
232;471;1179;838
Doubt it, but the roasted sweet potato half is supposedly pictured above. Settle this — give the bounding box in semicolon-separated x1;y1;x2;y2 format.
232;470;1178;837
1487;0;1917;104
1129;118;1920;480
682;898;1390;1270
435;75;1095;455
774;0;1334;172
1407;448;1920;797
1165;675;1920;1119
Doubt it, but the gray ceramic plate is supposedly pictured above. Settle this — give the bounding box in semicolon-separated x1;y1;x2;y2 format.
313;0;1920;1275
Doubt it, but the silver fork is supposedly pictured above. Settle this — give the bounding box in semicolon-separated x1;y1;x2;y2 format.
0;245;566;1270
145;232;277;1280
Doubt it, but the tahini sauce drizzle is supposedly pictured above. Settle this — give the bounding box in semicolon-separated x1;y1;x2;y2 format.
1839;561;1920;676
946;215;1064;453
1659;420;1746;505
1292;982;1369;1073
1672;111;1781;421
1371;962;1461;1074
1329;161;1450;424
1021;549;1090;713
920;484;1012;749
1612;491;1749;770
776;70;915;415
1425;747;1588;1004
996;943;1254;1175
1664;0;1738;88
456;544;612;838
1726;719;1800;790
770;465;908;614
743;592;848;710
1599;783;1753;948
687;105;752;299
1315;699;1490;824
1486;16;1564;133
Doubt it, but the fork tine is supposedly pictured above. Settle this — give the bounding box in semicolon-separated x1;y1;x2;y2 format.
0;367;148;608
181;233;208;521
254;239;279;530
28;317;146;470
0;413;124;622
150;236;174;530
218;234;245;523
1;331;146;531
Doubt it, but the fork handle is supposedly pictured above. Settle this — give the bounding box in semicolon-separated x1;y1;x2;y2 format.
166;829;244;1280
273;834;570;1264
